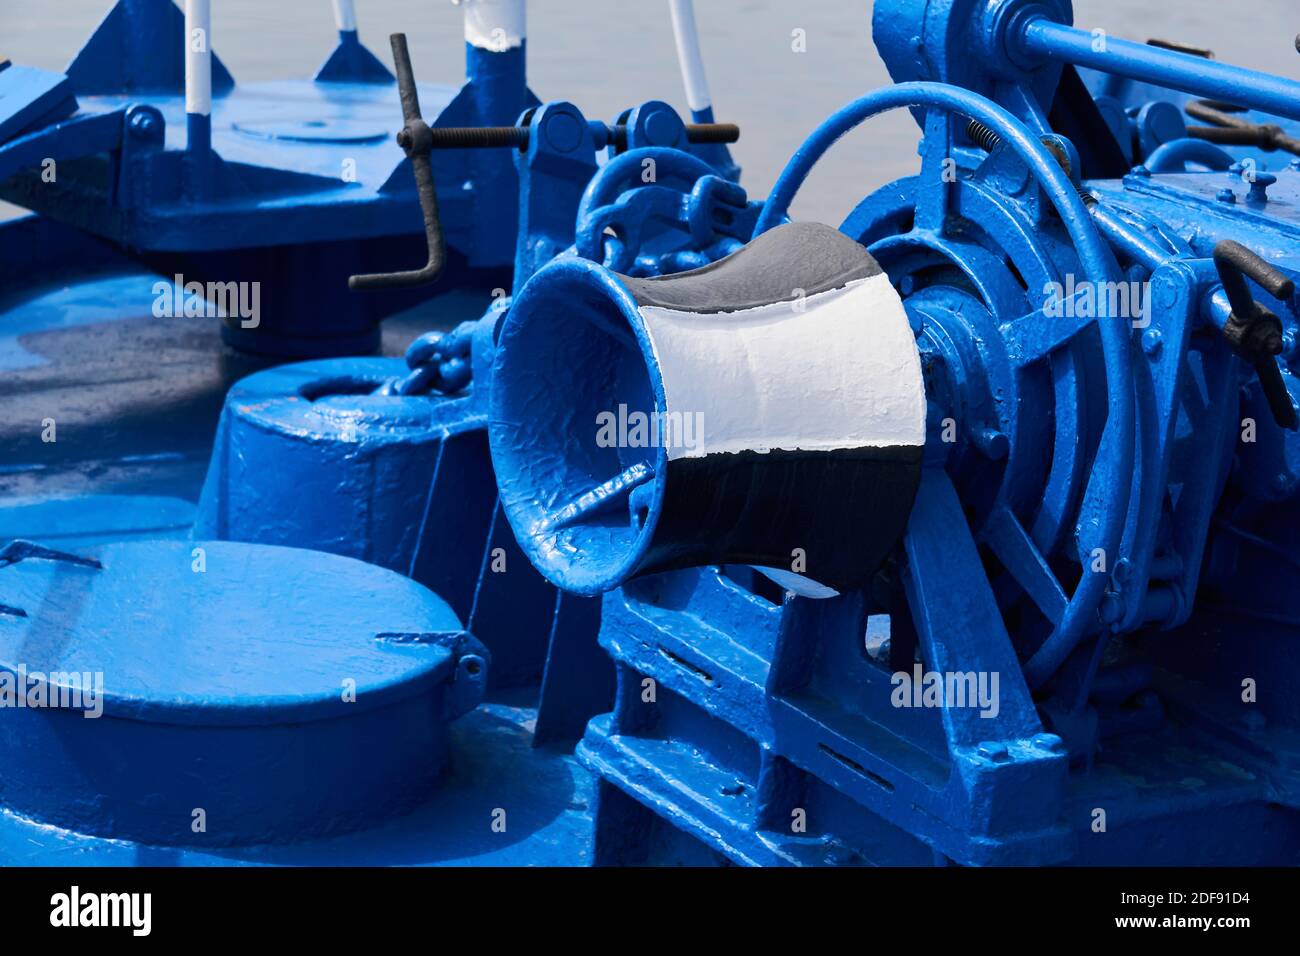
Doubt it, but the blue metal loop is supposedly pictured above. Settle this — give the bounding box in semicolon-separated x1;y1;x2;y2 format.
575;147;756;276
1144;137;1234;173
579;147;716;211
377;320;476;397
754;81;1136;687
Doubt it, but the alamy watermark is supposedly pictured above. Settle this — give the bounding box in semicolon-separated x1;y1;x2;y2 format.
0;665;104;718
152;275;261;328
1043;275;1150;327
596;404;705;455
891;664;1000;718
50;886;151;936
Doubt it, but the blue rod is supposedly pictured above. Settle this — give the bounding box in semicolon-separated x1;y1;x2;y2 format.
186;113;211;155
1017;16;1300;122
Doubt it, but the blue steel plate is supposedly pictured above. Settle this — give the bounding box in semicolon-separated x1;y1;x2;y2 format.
0;539;461;724
232;118;391;144
0;539;490;849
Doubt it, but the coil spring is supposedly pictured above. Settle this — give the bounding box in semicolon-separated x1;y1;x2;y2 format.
964;119;1097;206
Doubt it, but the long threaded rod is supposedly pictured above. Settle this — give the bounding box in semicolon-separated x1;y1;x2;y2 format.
398;122;740;152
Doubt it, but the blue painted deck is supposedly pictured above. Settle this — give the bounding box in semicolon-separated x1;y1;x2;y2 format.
52;80;463;250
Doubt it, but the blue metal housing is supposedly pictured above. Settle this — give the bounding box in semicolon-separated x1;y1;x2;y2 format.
493;0;1300;865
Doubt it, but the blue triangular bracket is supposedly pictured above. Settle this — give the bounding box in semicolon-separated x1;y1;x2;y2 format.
314;32;394;84
65;0;235;97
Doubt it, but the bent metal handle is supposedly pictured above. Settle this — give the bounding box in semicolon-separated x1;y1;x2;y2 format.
1214;240;1299;430
348;33;447;291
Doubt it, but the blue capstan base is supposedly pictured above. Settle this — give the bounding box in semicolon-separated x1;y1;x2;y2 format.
0;695;594;867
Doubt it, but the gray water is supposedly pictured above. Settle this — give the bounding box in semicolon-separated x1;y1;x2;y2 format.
3;0;1298;224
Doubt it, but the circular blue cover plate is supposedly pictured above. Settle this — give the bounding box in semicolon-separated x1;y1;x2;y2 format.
0;539;462;725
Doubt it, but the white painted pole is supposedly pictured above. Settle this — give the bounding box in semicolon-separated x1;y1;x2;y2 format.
332;0;358;34
668;0;712;115
459;0;526;53
185;0;212;152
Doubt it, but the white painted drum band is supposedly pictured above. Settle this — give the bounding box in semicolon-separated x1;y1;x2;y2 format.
638;273;926;461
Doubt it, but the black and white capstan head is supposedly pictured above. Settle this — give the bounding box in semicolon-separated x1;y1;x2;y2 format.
489;221;926;596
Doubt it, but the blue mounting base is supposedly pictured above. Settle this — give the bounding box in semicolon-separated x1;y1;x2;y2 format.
576;576;1300;866
580;703;1300;866
0;695;594;866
